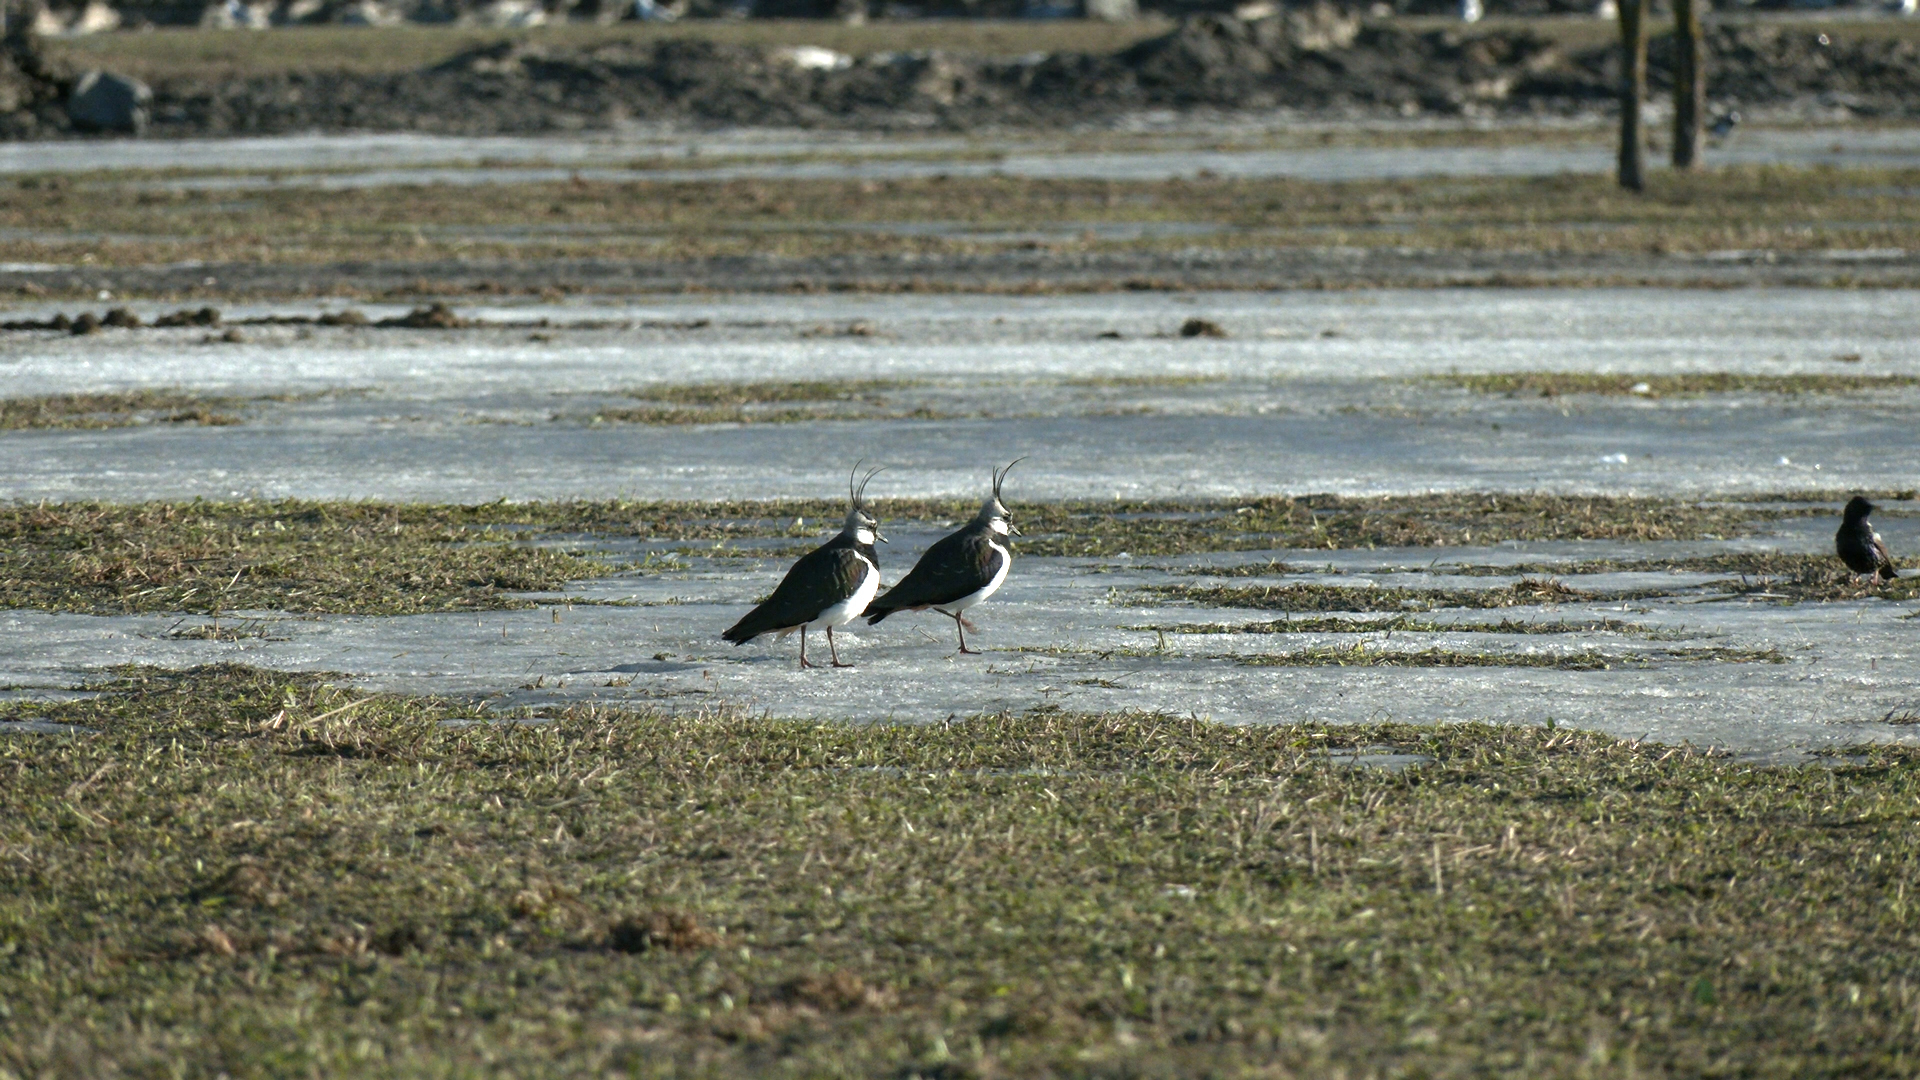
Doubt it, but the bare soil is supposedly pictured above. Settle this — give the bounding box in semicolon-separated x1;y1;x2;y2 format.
9;16;1920;137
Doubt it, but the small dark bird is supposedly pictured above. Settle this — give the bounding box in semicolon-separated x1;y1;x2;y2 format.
1836;495;1899;584
722;465;886;669
866;459;1022;654
1709;110;1741;140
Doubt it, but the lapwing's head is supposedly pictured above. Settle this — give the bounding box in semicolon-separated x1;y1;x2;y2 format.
978;457;1026;537
1845;495;1876;522
845;461;887;545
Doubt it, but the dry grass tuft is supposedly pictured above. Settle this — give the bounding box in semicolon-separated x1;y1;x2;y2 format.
0;390;246;430
1434;372;1920;398
1143;578;1667;613
781;970;895;1012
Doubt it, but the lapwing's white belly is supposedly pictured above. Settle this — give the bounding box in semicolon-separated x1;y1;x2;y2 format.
937;541;1011;615
806;554;880;630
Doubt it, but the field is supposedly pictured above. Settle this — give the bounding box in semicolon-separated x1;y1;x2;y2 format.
7;165;1920;274
3;666;1918;1077
5;32;1920;1071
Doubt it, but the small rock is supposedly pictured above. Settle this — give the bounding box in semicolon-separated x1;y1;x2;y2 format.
1284;1;1361;51
379;303;469;329
67;70;152;135
317;309;368;326
1179;317;1227;338
103;307;141;329
68;1;124;34
69;312;101;335
198;0;273;27
773;45;853;71
338;0;404;25
221;327;246;343
49;313;72;331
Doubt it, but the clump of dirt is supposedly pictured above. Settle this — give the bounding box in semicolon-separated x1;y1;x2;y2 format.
16;14;1912;139
606;908;721;953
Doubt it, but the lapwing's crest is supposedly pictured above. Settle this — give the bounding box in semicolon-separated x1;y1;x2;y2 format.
866;458;1024;654
1837;495;1899;584
722;462;888;669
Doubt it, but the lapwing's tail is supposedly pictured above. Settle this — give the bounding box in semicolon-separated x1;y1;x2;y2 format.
723;606;780;645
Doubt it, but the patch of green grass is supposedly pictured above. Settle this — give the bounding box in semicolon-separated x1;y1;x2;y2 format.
1061;374;1229;389
1027;641;1776;669
1432;372;1920;398
1174;557;1306;577
1228;642;1785;670
0;390;248;430
0;495;1856;616
625;379;921;407
1011;493;1813;559
18;164;1920;279
1138;614;1669;636
1142;578;1672;613
0;501;609;615
1705;564;1920;604
1425;551;1920;604
580;379;942;426
1;665;1916;1076
1437;551;1882;578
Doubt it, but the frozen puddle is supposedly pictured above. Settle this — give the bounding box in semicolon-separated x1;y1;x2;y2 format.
9;125;1919;188
0;288;1917;501
1;535;1917;757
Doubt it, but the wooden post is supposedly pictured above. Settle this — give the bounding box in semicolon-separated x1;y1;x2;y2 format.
1672;0;1703;168
1617;0;1647;191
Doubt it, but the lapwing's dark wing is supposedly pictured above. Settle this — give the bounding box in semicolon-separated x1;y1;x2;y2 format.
723;541;871;644
867;528;1005;623
1872;532;1899;579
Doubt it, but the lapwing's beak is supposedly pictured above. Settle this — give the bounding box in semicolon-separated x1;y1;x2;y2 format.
877;529;889;543
1009;521;1022;536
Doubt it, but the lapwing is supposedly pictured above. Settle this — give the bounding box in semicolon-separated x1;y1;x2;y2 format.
722;464;886;669
865;459;1023;654
1837;495;1899;584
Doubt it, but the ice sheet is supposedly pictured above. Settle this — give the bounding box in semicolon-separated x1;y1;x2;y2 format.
8;126;1919;187
0;288;1913;501
0;540;1914;758
0;287;1916;750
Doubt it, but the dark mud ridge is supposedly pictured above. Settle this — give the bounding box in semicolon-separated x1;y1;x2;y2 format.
7;12;1920;136
8;245;1919;299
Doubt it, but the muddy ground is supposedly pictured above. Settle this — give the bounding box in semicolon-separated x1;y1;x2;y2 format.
8;15;1920;137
